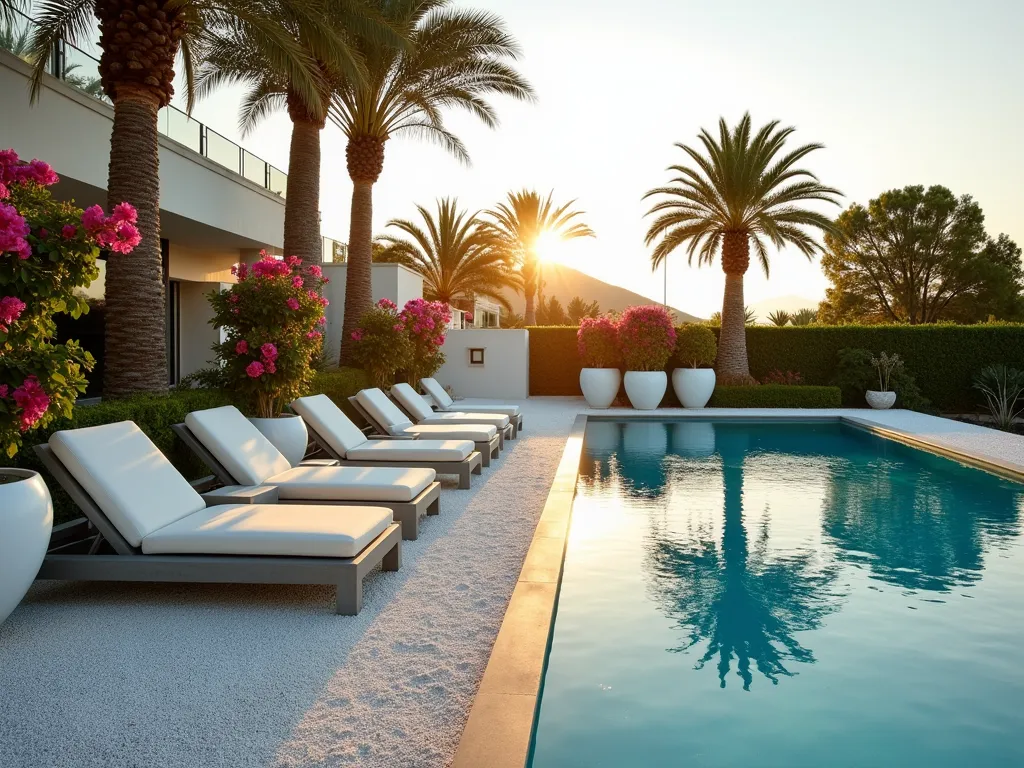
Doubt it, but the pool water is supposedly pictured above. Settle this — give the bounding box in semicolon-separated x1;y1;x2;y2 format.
529;420;1024;768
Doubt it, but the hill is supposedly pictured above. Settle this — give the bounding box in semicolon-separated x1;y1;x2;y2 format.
504;263;702;323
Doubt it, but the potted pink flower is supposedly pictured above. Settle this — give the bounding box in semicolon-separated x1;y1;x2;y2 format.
577;315;621;408
617;305;677;410
398;299;452;385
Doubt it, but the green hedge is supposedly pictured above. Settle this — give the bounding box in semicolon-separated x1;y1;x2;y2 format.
529;324;1024;411
307;367;370;419
709;385;841;409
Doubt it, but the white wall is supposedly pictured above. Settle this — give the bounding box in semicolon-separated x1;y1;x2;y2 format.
434;329;529;400
322;263;424;363
177;281;222;378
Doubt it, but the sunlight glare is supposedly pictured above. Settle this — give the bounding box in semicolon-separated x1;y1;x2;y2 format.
534;230;564;263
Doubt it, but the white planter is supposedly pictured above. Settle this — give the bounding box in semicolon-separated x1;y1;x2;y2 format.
866;390;897;410
623;371;668;411
0;469;53;625
249;414;309;466
672;368;717;409
579;368;621;409
671;421;716;457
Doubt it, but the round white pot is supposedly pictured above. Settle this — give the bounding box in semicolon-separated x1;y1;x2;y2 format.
624;371;668;411
866;390;897;410
672;368;717;409
579;368;621;409
249;414;309;466
0;469;53;625
671;421;716;457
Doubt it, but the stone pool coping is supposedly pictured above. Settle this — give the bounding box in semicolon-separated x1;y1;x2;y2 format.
451;407;1024;767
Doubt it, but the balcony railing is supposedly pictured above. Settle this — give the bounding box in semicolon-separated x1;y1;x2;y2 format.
2;9;287;198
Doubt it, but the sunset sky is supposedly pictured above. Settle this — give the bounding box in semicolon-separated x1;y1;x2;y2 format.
175;0;1024;318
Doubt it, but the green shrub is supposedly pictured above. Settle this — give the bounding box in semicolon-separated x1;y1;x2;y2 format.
672;324;717;368
306;367;370;420
833;348;930;411
708;385;842;408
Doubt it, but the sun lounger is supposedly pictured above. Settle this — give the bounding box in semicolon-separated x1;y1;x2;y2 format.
420;378;523;433
390;383;517;440
172;406;440;540
34;421;401;614
351;388;502;466
290;394;483;489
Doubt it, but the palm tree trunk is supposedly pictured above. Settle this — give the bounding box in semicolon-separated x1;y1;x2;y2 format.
524;289;536;326
717;231;751;383
103;88;167;396
340;179;374;363
283;116;323;265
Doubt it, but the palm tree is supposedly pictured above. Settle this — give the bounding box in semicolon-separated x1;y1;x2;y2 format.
194;3;406;266
329;0;533;363
766;309;791;327
791;307;817;326
644;113;841;382
708;306;756;326
567;295;600;324
483;189;595;325
0;0;25;27
29;0;328;396
377;197;519;309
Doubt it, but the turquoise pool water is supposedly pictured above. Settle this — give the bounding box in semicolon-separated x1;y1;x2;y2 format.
529;420;1024;768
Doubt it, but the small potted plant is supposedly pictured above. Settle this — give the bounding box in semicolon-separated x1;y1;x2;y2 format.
577;315;621;408
867;351;902;409
671;324;718;408
210;252;328;464
617;305;677;410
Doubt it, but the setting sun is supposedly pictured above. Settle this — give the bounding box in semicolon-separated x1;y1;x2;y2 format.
534;230;566;263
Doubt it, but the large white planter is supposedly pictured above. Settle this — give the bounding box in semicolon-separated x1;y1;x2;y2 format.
672;368;717;409
0;469;53;625
623;371;668;411
671;421;716;457
249;414;309;466
866;390;897;410
579;368;621;409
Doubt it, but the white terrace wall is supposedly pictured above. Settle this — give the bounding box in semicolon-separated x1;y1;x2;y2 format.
435;329;529;400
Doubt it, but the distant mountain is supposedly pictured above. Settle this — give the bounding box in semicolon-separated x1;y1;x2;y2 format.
748;294;820;323
504;263;703;323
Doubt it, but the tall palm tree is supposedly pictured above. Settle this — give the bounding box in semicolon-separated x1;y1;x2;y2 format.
193;3;407;266
329;0;533;363
483;189;595;325
644;113;841;382
29;0;326;396
377;197;519;309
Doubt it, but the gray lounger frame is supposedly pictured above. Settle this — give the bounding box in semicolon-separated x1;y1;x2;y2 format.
33;444;401;615
299;417;484;491
418;384;523;436
390;395;516;445
171;423;440;540
349;396;501;467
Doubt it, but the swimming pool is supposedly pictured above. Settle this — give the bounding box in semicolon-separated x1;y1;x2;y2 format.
529;420;1024;768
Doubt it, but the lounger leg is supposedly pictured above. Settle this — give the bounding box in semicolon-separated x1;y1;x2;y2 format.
428;495;440;516
382;539;401;572
491;443;500;461
336;572;361;615
472;462;483;475
459;466;472;489
394;507;419;541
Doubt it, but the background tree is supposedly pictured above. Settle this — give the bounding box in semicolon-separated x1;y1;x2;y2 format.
790;307;817;326
29;0;324;395
708;306;757;326
819;186;1023;324
376;197;518;309
535;295;568;325
330;0;533;363
483;189;595;325
644;113;841;383
766;309;790;327
567;295;600;324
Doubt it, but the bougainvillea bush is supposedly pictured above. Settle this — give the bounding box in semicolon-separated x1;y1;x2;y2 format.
617;305;677;372
350;299;414;389
398;298;451;384
577;315;620;368
209;252;328;418
0;149;140;457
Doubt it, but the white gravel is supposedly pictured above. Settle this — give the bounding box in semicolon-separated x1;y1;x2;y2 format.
0;398;581;768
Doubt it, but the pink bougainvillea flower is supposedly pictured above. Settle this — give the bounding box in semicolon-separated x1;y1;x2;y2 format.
235;339;249;355
307;264;323;278
0;181;8;200
0;295;27;331
0;384;8;398
13;159;59;187
260;343;278;362
393;323;404;332
13;376;49;432
317;315;326;326
292;276;304;289
434;336;445;346
265;360;277;374
246;361;265;378
110;201;138;224
306;330;322;340
81;205;106;233
285;255;302;267
377;298;397;310
318;296;329;307
350;329;363;342
61;224;77;239
228;293;240;304
231;262;249;281
0;201;31;259
286;297;300;311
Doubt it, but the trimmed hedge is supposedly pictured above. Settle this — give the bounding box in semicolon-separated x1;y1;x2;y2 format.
709;385;841;409
529;324;1024;411
308;367;370;419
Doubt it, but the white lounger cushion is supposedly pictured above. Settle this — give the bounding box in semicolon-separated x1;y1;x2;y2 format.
290;394;368;458
420;378;521;417
418;412;509;429
49;421;206;548
391;383;509;428
346;440;473;462
185;406;292;486
403;423;497;441
266;465;435;502
356;388;415;435
142;504;392;558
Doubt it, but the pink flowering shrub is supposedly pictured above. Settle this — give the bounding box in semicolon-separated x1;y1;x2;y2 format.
617;305;678;371
349;299;414;390
1;148;140;456
208;251;327;417
577;315;621;368
398;299;452;384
